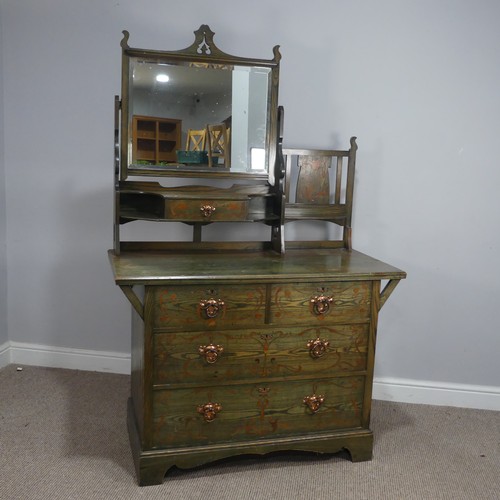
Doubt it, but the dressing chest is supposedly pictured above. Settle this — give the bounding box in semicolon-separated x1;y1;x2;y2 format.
108;26;406;486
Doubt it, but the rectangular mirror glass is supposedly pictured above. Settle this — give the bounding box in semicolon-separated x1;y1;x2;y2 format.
128;60;272;174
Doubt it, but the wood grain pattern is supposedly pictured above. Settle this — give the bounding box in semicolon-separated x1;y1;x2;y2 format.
151;376;365;448
270;281;371;325
296;156;331;204
164;199;248;221
128;397;373;486
109;248;406;285
152;284;267;330
117;248;405;485
153;324;369;385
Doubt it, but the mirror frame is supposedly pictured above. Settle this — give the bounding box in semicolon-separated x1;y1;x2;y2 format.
120;25;281;184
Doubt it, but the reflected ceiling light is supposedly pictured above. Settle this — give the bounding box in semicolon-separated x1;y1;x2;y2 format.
156;74;169;83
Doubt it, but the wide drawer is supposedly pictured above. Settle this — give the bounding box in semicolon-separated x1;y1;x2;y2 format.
151;376;365;448
164;198;248;221
269;282;372;325
152;284;266;330
153;324;369;385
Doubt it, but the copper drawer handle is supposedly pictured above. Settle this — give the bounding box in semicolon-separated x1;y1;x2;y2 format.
199;298;225;319
199;344;224;364
197;402;222;422
303;394;325;413
310;295;333;315
307;338;330;358
200;205;216;217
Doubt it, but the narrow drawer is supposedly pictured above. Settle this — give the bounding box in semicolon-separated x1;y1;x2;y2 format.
164;199;249;221
152;376;365;448
152;284;266;330
153;324;369;385
269;282;371;325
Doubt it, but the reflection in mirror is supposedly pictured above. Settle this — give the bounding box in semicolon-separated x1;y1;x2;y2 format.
128;60;271;173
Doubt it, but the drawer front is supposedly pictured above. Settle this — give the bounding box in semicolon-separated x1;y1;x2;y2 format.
153;324;369;385
152;285;266;330
270;282;371;325
164;199;248;221
152;376;365;448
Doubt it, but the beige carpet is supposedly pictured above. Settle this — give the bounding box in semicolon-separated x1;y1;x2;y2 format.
0;364;499;499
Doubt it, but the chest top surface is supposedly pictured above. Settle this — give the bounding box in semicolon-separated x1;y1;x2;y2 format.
108;248;405;285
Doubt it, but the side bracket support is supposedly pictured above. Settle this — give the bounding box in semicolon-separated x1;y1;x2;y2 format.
119;285;144;320
379;279;401;311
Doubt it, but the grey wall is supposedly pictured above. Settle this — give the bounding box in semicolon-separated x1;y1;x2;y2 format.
0;4;8;346
2;1;500;389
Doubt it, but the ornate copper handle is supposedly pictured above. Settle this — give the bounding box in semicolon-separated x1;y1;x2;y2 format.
197;402;222;422
307;338;330;358
310;295;333;316
200;205;216;217
199;344;224;364
199;298;225;319
303;394;325;413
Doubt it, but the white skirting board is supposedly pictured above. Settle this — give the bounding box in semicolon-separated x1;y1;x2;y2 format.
0;341;130;375
372;377;500;412
0;341;499;411
0;341;10;369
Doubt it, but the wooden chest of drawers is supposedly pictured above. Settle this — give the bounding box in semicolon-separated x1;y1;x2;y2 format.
109;248;405;485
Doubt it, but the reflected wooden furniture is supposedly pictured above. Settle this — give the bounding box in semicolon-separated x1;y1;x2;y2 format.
132;115;182;165
185;128;207;151
207;123;230;167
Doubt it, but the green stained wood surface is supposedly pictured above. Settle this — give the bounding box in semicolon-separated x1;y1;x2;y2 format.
149;280;370;332
153;324;369;386
115;27;407;486
112;247;405;485
164;199;248;221
108;248;406;285
270;281;371;325
295;156;332;204
128;398;373;486
152;284;267;330
151;376;365;448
